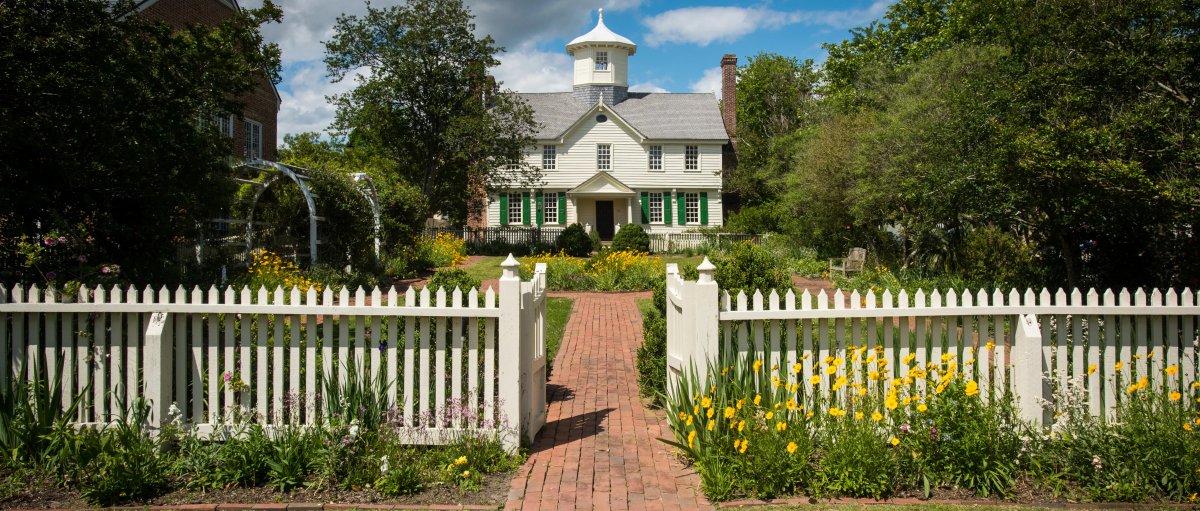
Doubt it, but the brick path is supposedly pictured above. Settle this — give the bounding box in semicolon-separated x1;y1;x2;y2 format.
505;292;712;511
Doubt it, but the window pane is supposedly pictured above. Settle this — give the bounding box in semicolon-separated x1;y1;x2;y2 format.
508;193;523;224
542;145;556;170
543;192;558;224
686;193;699;224
597;144;610;170
595;51;608;70
685;145;698;170
649;192;663;223
649;145;662;170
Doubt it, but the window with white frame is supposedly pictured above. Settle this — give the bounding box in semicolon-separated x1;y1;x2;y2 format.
685;192;700;224
648;145;662;170
215;113;234;138
597;144;611;170
507;193;523;224
685;145;699;170
543;192;559;224
244;120;263;159
595;51;608;70
542;145;556;170
648;192;664;223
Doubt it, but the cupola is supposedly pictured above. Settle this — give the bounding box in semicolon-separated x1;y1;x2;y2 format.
567;9;636;105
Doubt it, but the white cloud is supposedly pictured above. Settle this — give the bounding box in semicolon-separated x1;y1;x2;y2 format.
630;82;668;93
642;2;890;47
689;67;723;100
491;47;573;92
275;61;367;143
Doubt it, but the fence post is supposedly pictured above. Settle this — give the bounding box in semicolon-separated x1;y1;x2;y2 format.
498;254;523;452
692;257;720;388
1012;313;1045;427
144;312;173;431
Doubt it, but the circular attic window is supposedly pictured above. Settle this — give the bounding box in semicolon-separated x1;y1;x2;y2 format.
596;114;608;123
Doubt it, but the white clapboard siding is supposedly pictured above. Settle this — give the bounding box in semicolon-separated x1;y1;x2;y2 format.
0;255;547;452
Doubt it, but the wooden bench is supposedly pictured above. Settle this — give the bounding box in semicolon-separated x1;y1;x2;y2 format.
829;247;866;275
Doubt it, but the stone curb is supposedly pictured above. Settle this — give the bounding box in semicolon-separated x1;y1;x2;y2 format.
717;497;1200;509
8;505;497;511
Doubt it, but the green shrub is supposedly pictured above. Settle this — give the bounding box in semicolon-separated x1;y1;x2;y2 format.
589;228;602;252
812;412;895;499
266;426;314;492
79;398;169;506
426;267;482;294
959;225;1036;288
322;360;392;429
711;242;792;295
636;305;667;405
555;223;593;257
611;224;650;252
375;455;423;496
305;264;380;291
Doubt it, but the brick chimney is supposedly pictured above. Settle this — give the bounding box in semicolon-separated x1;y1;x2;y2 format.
720;54;737;144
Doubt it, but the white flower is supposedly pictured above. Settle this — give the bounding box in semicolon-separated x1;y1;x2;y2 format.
167;403;182;424
348;424;360;438
380;455;389;474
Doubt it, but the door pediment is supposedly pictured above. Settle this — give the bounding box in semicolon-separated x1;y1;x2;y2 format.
568;171;636;197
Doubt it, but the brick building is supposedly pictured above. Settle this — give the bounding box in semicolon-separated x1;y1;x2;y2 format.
134;0;280;161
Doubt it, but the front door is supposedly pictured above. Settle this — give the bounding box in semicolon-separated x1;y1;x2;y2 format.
595;201;614;241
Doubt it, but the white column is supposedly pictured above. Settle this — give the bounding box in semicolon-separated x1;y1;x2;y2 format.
497;254;523;452
144;312;173;431
691;257;720;389
1012;313;1045;427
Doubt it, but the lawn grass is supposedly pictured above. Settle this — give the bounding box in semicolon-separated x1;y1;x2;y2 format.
636;297;656;316
545;296;574;377
460;255;505;283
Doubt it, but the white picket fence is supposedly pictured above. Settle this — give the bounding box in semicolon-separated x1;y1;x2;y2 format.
665;260;1200;425
0;256;547;451
648;232;761;254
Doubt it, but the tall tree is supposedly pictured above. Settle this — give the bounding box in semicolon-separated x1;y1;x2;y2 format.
0;0;282;283
324;0;539;224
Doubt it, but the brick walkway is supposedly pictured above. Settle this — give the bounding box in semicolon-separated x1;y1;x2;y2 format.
505;292;712;511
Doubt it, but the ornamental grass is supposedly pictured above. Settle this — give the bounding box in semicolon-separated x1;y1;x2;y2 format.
664;345;1200;502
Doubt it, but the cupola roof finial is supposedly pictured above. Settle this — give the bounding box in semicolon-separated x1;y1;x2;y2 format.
566;7;637;55
598;8;603;21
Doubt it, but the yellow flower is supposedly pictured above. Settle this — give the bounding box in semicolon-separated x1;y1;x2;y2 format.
833;376;848;390
1167;365;1179;376
869;370;881;380
886;396;899;410
1087;364;1097;375
701;397;712;408
917;404;928;413
810;374;821;385
824;355;835;365
1186;423;1194;432
1128;383;1140;394
965;380;979;397
855;412;864;420
754;394;762;406
825;365;837;375
688;430;696;448
776;421;787;432
707;421;715;431
806;410;814;418
985;341;996;351
941;353;955;362
753;360;764;372
707;407;715;419
1115;361;1124;371
693;404;700;416
833;357;844;367
765;411;774;420
679;411;687;421
1171;392;1182;401
738;420;745;432
738;438;749;453
455;456;468;466
890;437;900;446
786;441;798;454
686;415;693;426
871;411;883;422
935;383;946;395
903;353;916;365
724;407;736;419
829;407;846;417
462;470;470;478
858;388;868;397
793;362;803;374
736;399;745;410
787;399;798;410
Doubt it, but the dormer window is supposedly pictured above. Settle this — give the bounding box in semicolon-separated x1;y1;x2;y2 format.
595;51;608;71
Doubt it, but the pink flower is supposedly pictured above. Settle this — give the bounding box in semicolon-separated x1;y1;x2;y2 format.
223;372;232;382
44;237;57;247
101;266;111;274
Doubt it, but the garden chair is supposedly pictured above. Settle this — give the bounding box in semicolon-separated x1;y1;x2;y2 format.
829;247;866;275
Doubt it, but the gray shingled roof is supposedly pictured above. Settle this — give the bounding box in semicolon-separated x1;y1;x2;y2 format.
512;92;729;141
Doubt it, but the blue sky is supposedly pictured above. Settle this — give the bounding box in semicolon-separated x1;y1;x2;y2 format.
247;0;891;144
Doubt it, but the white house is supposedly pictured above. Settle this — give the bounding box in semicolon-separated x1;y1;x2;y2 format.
479;10;737;241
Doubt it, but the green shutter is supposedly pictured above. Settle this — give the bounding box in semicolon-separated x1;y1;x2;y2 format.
535;191;544;226
499;193;508;226
677;192;686;225
664;192;672;225
558;193;567;224
700;192;709;225
522;192;531;226
640;192;649;224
